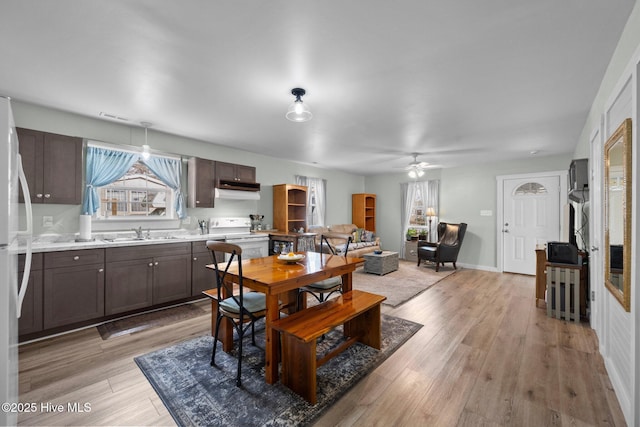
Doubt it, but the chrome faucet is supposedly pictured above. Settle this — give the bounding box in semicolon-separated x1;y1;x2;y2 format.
132;226;143;239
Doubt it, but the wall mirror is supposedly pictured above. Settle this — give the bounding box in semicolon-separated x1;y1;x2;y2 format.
604;118;632;312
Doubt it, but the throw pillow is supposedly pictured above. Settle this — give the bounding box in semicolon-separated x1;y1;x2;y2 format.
361;230;374;242
353;228;365;243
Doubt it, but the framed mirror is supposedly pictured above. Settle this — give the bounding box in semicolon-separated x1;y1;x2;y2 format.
604;118;632;311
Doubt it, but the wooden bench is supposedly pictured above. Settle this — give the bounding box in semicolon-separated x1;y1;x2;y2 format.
271;289;386;404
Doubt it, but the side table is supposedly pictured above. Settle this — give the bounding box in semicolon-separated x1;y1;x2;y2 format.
363;251;399;275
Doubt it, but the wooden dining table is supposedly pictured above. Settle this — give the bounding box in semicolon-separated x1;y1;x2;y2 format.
204;251;363;384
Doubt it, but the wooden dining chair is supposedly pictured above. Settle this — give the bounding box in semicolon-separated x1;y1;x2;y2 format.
207;241;266;387
298;232;352;308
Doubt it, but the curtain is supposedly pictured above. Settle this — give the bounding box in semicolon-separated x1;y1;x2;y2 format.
400;182;417;258
426;180;439;241
400;179;440;256
82;147;138;215
295;175;326;226
143;156;186;219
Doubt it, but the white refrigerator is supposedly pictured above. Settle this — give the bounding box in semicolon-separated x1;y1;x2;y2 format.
0;96;33;426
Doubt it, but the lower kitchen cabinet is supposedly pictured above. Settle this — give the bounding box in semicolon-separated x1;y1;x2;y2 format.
43;250;105;329
105;258;154;315
191;240;223;296
18;253;43;336
105;243;191;315
153;253;192;305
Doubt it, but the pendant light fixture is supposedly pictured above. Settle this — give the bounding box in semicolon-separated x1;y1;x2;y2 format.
286;88;312;122
141;121;152;160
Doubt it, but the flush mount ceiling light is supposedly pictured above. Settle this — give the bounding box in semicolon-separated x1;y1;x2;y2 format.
285;88;312;122
141;121;152;160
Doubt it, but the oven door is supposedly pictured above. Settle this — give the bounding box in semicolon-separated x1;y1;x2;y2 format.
224;237;269;260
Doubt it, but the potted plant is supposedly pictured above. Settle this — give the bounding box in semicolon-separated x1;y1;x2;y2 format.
418;229;427;240
406;228;418;241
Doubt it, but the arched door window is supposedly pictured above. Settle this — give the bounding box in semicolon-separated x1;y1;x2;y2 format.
513;182;547;196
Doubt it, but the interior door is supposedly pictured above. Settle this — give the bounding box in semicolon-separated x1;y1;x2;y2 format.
502;175;561;275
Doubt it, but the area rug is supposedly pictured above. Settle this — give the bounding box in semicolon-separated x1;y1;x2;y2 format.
97;303;206;340
135;314;421;427
352;260;457;307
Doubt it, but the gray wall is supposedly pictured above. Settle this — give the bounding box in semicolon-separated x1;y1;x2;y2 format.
14;100;570;271
13;101;365;235
365;154;571;270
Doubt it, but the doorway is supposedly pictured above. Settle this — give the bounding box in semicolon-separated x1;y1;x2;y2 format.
497;171;567;275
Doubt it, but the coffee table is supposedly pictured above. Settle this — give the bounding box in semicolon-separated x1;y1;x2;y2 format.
362;251;399;275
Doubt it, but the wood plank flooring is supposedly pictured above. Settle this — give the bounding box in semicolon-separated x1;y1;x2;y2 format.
17;269;627;426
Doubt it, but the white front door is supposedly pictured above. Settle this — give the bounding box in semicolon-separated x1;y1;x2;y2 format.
502;175;561;275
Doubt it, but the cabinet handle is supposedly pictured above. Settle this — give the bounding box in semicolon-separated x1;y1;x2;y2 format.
73;256;80;261
154;261;159;266
36;193;43;198
196;200;200;204
98;268;104;273
193;257;197;261
44;194;51;198
148;262;153;267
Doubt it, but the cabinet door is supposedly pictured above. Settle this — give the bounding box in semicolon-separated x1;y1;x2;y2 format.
192;157;214;208
17;128;44;203
235;164;256;183
42;133;82;204
43;264;105;329
215;161;237;181
153;254;192;304
18;269;43;336
105;258;154;315
192;250;215;296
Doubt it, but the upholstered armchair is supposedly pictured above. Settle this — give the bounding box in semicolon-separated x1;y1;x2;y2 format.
417;222;467;271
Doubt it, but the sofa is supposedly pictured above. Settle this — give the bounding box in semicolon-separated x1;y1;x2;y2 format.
307;224;381;258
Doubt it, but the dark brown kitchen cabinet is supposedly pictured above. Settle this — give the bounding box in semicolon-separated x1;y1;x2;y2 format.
187;157;215;208
17;128;82;205
18;253;43;336
104;257;153;315
191;240;224;296
105;243;191;315
43;249;105;329
215;161;256;184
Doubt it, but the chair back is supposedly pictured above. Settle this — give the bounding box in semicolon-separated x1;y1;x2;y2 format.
320;232;353;257
437;222;467;247
206;241;246;313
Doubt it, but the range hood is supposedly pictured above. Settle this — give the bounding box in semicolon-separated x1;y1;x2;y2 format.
215;188;261;200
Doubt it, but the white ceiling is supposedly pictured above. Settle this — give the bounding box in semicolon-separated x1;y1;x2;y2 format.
1;1;635;175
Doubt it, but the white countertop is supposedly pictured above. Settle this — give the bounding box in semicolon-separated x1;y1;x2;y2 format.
17;233;231;254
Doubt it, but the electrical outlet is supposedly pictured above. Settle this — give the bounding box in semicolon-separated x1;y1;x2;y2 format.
42;216;53;227
591;291;595;301
480;210;493;216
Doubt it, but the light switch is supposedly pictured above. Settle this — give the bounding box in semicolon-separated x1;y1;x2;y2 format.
42;216;53;227
480;210;493;217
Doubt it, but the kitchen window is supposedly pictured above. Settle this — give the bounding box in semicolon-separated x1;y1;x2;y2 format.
84;142;185;222
97;161;174;219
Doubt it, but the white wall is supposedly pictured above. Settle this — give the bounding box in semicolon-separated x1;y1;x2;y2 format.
573;2;640;425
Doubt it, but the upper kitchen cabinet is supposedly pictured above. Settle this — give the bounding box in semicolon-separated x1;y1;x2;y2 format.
17;128;82;204
215;161;256;183
215;161;259;191
188;157;215;208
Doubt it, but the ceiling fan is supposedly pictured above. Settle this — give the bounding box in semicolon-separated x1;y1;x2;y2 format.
405;153;430;178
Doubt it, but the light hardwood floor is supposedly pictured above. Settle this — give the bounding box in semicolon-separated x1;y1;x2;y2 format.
17;269;627;426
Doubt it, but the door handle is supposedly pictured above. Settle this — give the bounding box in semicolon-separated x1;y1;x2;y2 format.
591;246;599;251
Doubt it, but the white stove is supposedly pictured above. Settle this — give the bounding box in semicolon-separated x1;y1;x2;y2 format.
209;217;269;259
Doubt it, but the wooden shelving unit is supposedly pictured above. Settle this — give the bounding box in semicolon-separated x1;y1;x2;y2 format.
352;193;376;232
273;184;308;233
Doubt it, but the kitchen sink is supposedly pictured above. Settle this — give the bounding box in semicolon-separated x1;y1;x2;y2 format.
102;236;179;243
